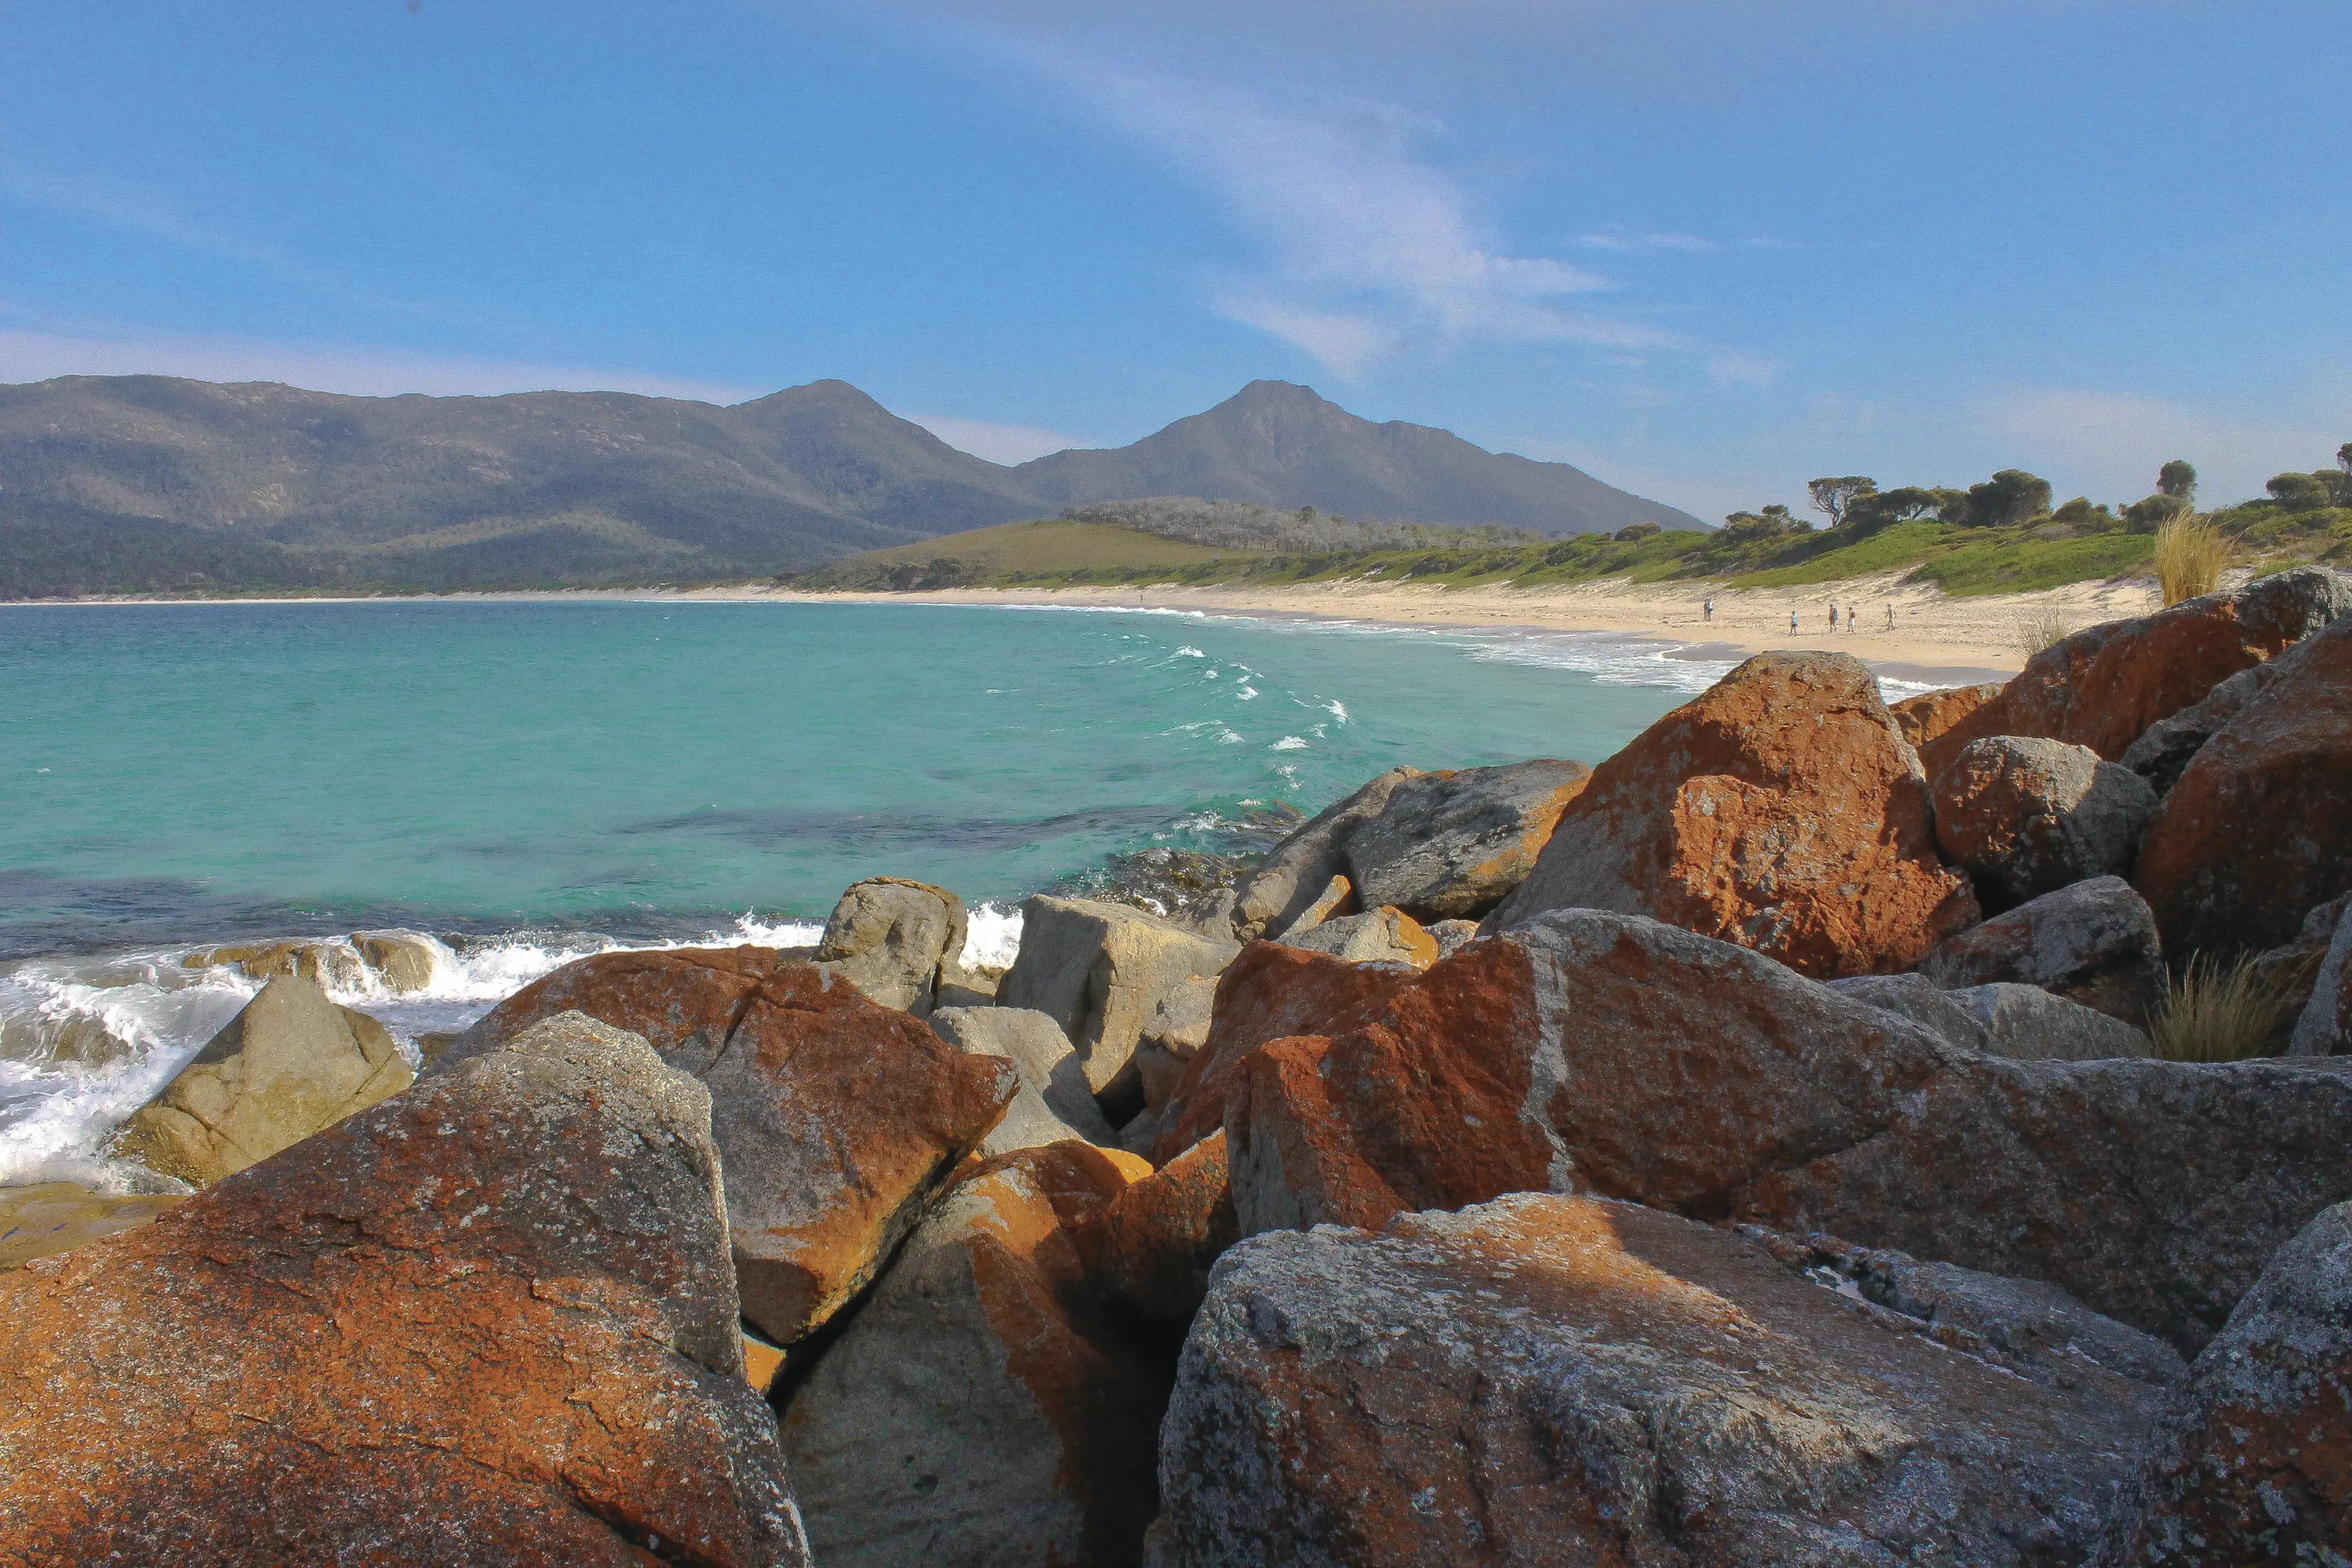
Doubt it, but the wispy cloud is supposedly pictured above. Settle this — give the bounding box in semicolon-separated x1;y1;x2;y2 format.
0;323;763;404
1577;228;1719;253
905;412;1094;462
1013;54;1694;373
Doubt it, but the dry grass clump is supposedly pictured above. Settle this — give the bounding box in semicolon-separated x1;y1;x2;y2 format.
2149;953;2295;1062
2013;606;2073;659
2154;515;2231;606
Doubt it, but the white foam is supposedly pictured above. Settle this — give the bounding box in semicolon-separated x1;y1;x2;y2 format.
960;903;1024;971
1271;736;1310;751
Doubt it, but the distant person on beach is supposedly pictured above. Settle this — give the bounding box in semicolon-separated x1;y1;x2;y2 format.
1828;604;1839;632
1885;603;1896;629
1703;599;1714;623
1790;611;1799;635
1849;604;1858;633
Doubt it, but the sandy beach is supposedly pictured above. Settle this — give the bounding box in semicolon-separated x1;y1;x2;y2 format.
41;568;2178;688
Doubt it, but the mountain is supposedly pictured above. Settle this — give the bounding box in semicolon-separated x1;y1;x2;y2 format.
1020;381;1697;537
0;373;1700;597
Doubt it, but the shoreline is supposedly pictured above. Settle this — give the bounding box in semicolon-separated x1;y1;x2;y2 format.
11;570;2171;685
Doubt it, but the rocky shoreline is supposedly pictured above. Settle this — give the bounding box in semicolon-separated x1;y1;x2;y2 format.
5;566;2351;1565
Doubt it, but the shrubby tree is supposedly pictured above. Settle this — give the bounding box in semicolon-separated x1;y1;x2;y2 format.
2123;493;2191;534
2050;496;2121;530
1806;476;1877;527
1961;469;2053;528
2267;472;2334;511
2158;460;2197;501
1613;521;1661;541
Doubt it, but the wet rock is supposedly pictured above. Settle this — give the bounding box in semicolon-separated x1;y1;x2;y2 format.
1338;759;1592;921
180;938;369;991
996;896;1241;1096
1272;873;1356;940
0;1183;186;1271
1156;1193;2166;1568
1916;875;2167;1025
1928;565;2352;767
2289;904;2352;1057
353;928;439;993
931;1005;1116;1154
1279;905;1440;968
815;875;968;1015
1486;652;1978;978
2135;614;2352;955
1074;1130;1237;1327
1230;767;1420;940
434;947;1017;1345
2099;1199;2352;1563
1932;737;2159;911
0;1012;810;1567
1890;681;2001;768
780;1142;1162;1568
1947;982;2154;1060
1218;908;2352;1351
114;972;414;1187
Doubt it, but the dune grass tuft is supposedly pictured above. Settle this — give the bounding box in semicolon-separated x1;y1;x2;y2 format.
2149;953;2295;1063
2154;515;2232;606
2013;606;2074;659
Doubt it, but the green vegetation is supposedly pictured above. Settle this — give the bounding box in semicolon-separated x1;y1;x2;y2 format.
794;448;2352;600
2150;954;2298;1063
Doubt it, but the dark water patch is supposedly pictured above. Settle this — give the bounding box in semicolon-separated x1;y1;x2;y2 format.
616;803;1199;855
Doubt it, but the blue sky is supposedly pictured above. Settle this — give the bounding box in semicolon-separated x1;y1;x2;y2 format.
2;1;2346;518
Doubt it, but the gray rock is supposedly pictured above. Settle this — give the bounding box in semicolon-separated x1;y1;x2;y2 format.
352;928;439;992
1426;918;1481;959
930;1006;1115;1153
1132;1041;1189;1119
1157;1192;2166;1568
996;895;1241;1094
2098;1199;2352;1564
2289;899;2352;1057
1828;971;1998;1052
1933;736;2159;910
1339;759;1592;921
1140;972;1217;1058
1270;873;1354;940
779;1145;1162;1568
1279;906;1439;968
815;876;969;1015
1950;981;2155;1060
1750;1228;2189;1390
1229;767;1419;940
1916;875;2166;1024
1116;1107;1160;1158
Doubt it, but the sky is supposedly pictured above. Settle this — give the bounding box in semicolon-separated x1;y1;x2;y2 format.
1;0;2346;519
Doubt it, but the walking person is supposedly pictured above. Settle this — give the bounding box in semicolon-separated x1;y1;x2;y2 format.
1790;610;1799;636
1848;604;1858;634
1828;603;1839;633
1703;598;1714;624
1885;603;1896;630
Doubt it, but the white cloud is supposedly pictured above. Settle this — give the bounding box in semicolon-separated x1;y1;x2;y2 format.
1578;228;1719;253
1976;388;2337;508
905;412;1093;463
1016;54;1693;373
0;325;763;404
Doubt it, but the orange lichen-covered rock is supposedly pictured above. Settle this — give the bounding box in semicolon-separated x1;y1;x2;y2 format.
2102;1199;2352;1562
1485;652;1978;977
1075;1129;1238;1325
2135;614;2352;957
1150;940;1417;1163
443;948;1017;1344
1157;1194;2167;1567
1222;909;2352;1351
0;1012;809;1568
780;1141;1164;1568
1890;681;2000;758
1925;566;2352;772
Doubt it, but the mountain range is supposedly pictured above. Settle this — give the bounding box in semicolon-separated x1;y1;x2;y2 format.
0;374;1701;597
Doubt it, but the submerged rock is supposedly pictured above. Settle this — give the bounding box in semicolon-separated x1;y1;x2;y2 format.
815;875;969;1015
1155;1193;2166;1567
0;1012;809;1567
1932;736;2157;911
780;1142;1162;1568
1486;652;1978;977
435;947;1015;1345
996;895;1241;1097
113;971;414;1187
0;1183;185;1271
353;928;440;992
1916;875;2166;1025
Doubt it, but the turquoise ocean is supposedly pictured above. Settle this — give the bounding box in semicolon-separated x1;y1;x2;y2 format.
0;599;1882;1188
